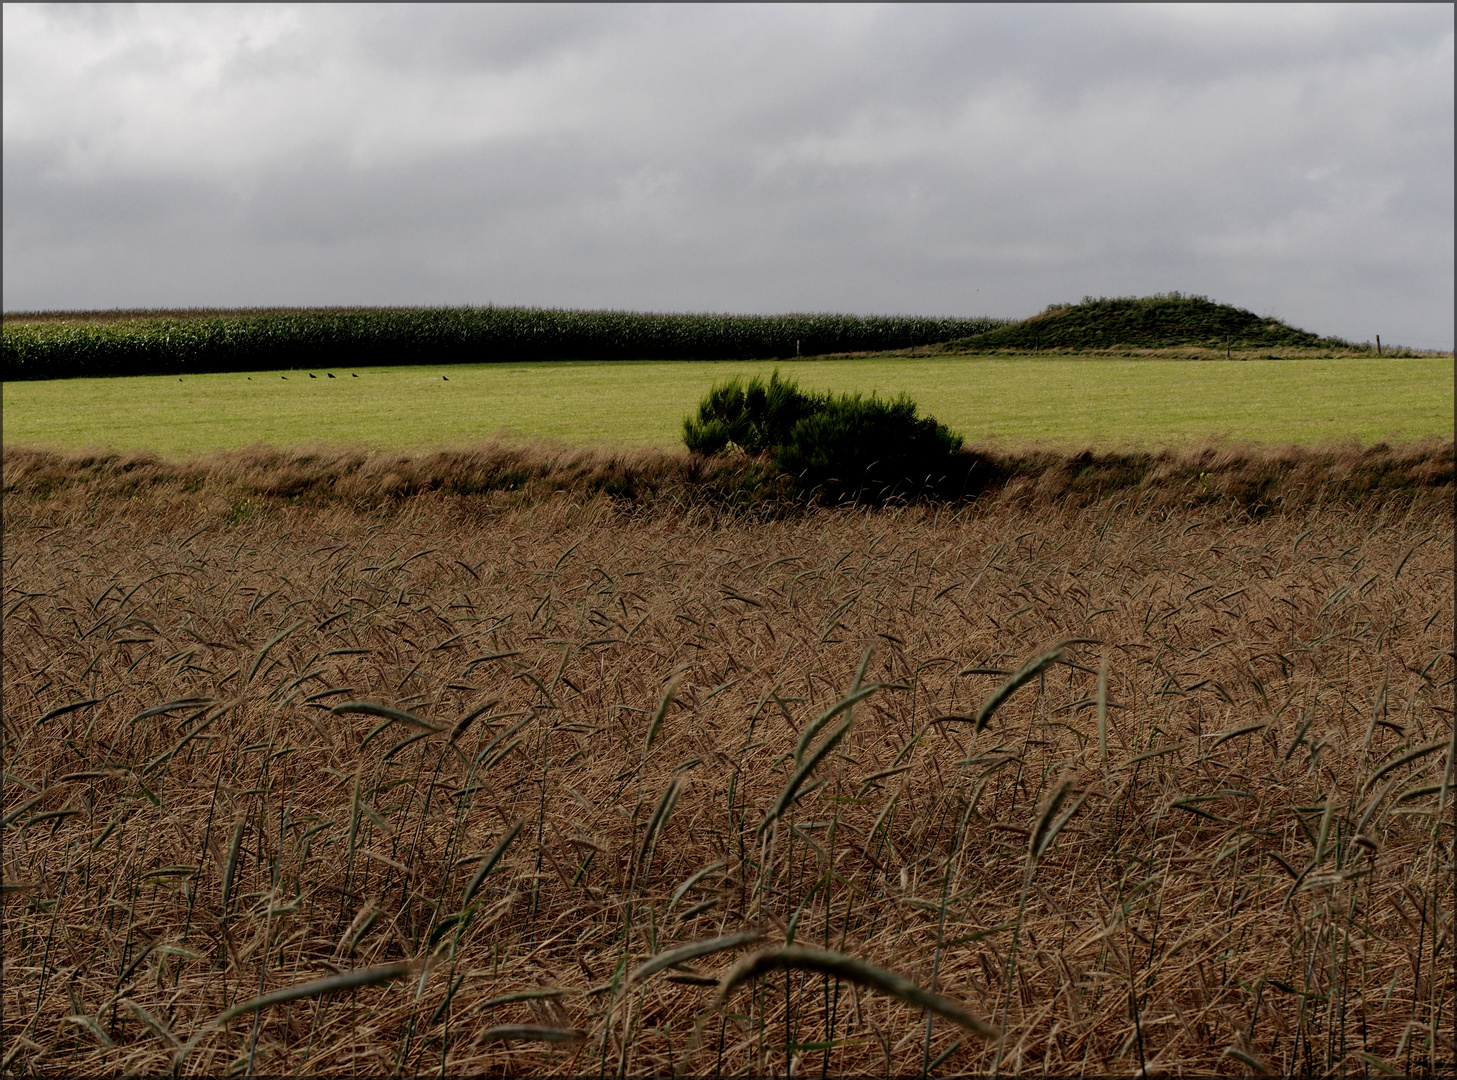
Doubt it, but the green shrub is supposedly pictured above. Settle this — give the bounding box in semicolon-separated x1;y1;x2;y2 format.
682;371;824;455
777;393;964;502
684;372;966;502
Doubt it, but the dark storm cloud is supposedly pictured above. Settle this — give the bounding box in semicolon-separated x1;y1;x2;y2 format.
3;3;1452;347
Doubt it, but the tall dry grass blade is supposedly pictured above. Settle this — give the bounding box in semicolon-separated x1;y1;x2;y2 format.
1315;795;1335;865
480;1025;586;1043
1439;718;1457;814
121;997;180;1047
1209;720;1269;749
480;988;570;1008
215;960;419;1023
684;945;998;1070
629;930;761;983
1364;739;1448;789
475;713;532;764
1391;536;1431;581
62;1014;113;1049
35;698;104;726
643;678;680;754
1353;778;1397;839
1362;680;1388;753
637;776;683;878
330;701;443;734
761;709;859;835
1028;776;1073;863
1097;655;1109;764
127;696;212;726
1222;1046;1272;1074
1029;778;1088;863
975;638;1097;731
1;790;51;829
1354;1051;1403;1075
794;684;878;764
245;621;303;685
450;699;500;744
667;860;729;913
142;704;228;775
1121;741;1189;767
461;819;525;907
221;818;246;914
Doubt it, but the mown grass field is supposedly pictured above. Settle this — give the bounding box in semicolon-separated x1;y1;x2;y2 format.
2;355;1451;456
2;480;1452;1076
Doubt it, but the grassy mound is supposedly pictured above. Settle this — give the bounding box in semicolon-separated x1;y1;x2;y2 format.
954;293;1341;352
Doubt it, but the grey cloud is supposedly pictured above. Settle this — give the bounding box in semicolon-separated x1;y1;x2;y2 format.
3;3;1452;348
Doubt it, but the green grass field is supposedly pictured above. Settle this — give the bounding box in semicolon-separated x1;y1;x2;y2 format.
3;355;1450;456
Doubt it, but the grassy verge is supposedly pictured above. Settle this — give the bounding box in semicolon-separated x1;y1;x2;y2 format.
3;487;1451;1075
4;439;1451;521
3;355;1451;455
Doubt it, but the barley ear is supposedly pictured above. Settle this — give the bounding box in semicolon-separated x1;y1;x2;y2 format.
644;678;680;753
1028;776;1088;863
975;638;1097;732
637;776;683;879
681;945;997;1070
215;961;419;1024
1096;655;1109;765
461;819;526;906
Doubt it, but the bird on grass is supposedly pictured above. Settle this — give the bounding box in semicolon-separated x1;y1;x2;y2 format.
281;376;288;380
327;373;335;378
443;375;449;381
352;373;358;378
309;373;317;379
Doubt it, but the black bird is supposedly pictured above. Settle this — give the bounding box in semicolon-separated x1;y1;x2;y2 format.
179;378;182;382
443;375;449;381
309;373;317;379
327;373;335;378
351;373;358;378
282;376;288;380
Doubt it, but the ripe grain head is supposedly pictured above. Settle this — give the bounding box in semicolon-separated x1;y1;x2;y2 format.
3;472;1451;1075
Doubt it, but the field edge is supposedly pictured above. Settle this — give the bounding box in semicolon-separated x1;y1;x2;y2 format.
4;438;1452;523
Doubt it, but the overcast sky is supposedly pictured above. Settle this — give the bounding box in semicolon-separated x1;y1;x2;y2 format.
4;3;1453;347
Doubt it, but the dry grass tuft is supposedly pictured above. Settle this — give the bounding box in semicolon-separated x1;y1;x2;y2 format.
3;437;1452;519
3;473;1453;1075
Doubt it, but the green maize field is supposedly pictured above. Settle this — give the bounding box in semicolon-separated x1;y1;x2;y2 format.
0;308;1005;380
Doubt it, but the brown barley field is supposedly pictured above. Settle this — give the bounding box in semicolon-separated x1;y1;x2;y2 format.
2;444;1453;1077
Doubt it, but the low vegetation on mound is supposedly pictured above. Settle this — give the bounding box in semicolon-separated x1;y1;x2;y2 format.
0;307;1005;381
950;293;1378;354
